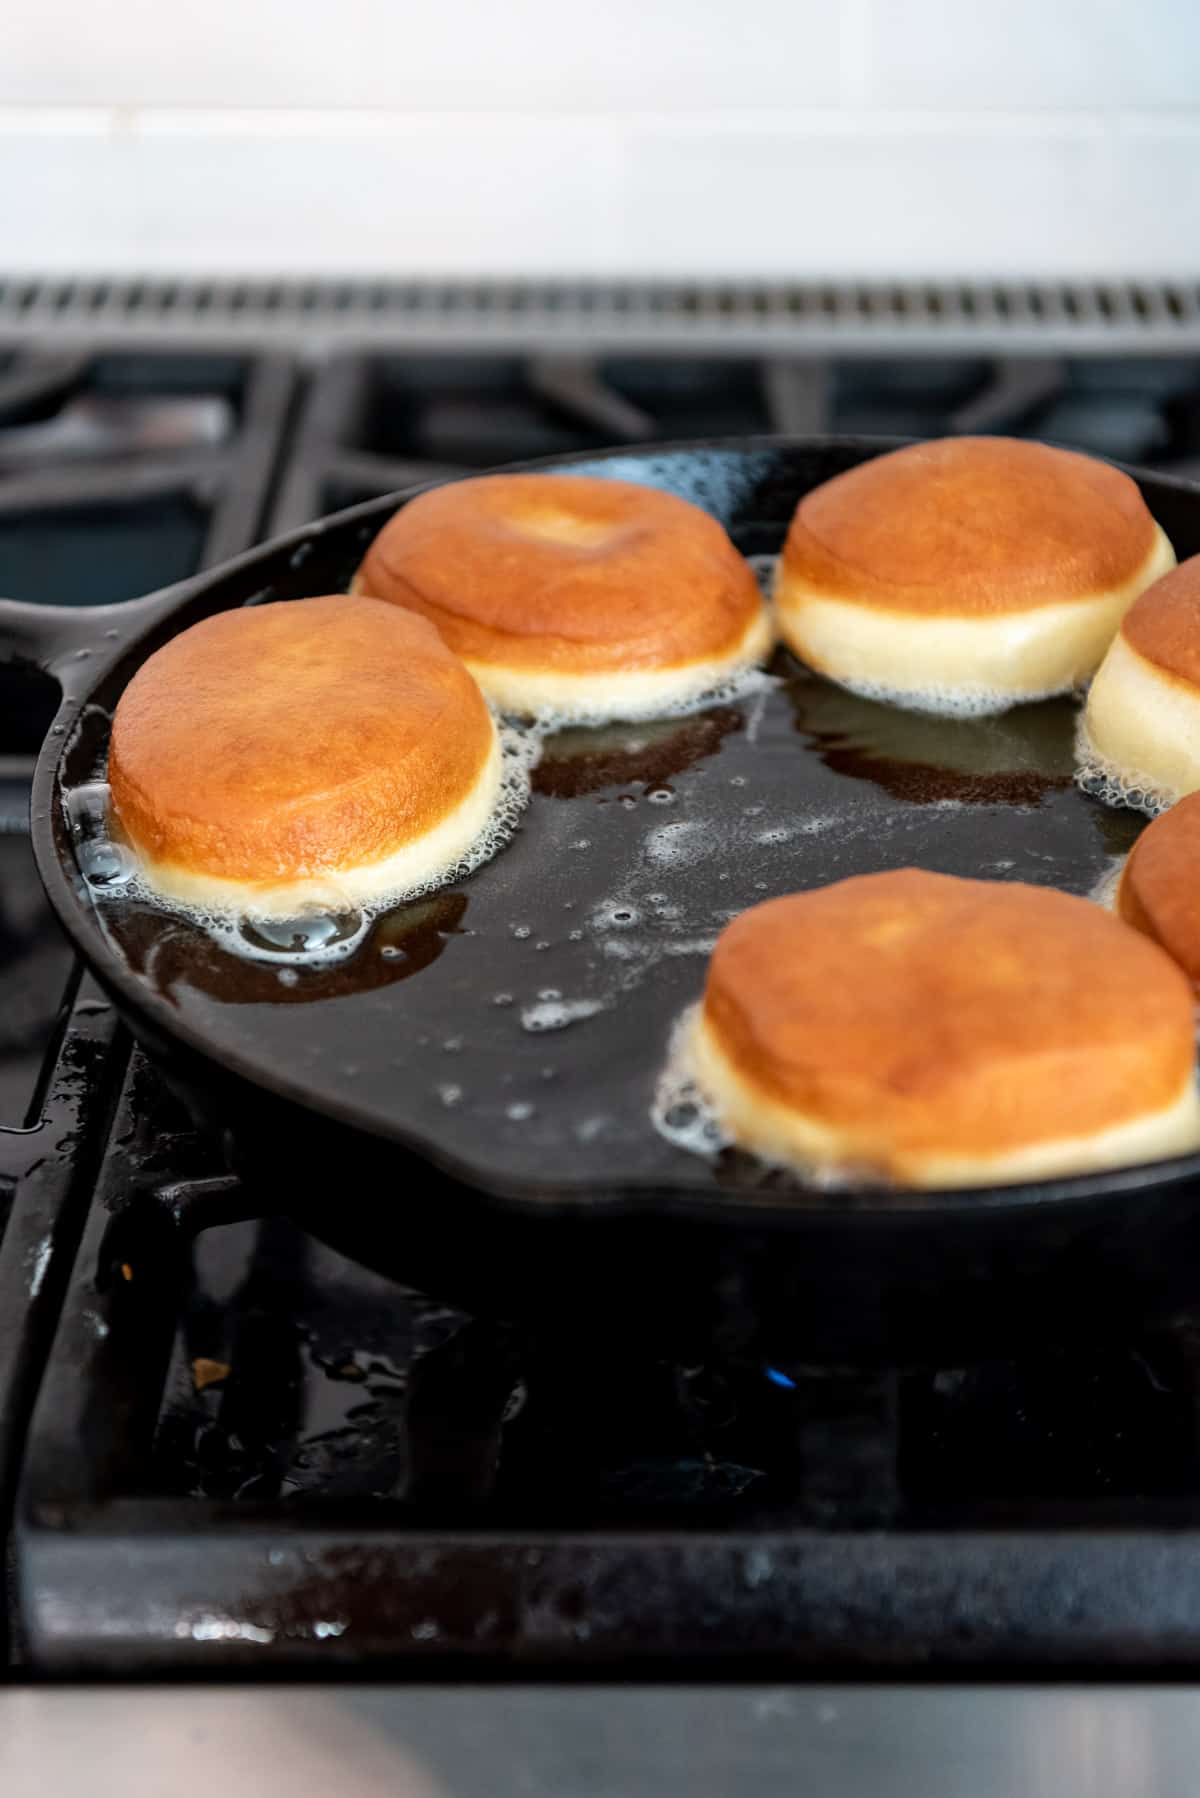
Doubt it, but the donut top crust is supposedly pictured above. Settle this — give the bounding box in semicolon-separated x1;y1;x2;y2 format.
356;472;764;674
1120;555;1200;689
779;436;1159;617
1119;792;1200;985
108;593;495;886
702;868;1194;1163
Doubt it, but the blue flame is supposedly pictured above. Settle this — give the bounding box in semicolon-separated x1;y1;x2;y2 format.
764;1366;797;1390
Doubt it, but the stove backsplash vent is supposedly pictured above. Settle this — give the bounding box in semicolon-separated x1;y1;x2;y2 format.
2;277;1200;354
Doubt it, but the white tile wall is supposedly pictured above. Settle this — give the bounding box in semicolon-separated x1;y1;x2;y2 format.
864;0;1198;110
1;0;1198;278
6;116;627;275
627;121;1117;278
0;0;843;111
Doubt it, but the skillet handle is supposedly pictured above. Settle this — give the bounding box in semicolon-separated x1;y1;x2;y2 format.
0;596;96;677
0;587;182;685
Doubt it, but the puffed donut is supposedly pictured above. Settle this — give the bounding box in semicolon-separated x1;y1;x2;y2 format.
1117;793;1200;987
108;594;504;916
1080;557;1200;812
776;437;1173;717
690;869;1200;1188
353;472;771;722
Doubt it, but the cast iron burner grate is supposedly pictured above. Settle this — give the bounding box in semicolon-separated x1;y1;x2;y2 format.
270;348;1200;534
0;344;294;754
0;341;296;1670
16;1033;1200;1676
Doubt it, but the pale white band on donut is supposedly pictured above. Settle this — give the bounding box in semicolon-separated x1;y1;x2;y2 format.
776;523;1175;718
462;604;773;723
1082;628;1200;812
690;1006;1200;1189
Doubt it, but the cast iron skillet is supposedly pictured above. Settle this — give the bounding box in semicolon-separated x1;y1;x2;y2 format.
6;436;1200;1367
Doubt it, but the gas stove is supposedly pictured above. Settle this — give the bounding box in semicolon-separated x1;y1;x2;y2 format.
7;307;1200;1679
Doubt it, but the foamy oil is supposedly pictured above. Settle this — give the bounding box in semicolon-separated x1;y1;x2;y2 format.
651;1003;871;1191
1074;716;1177;818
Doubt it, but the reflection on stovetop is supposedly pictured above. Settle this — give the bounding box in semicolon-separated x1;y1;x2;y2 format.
152;1214;1200;1524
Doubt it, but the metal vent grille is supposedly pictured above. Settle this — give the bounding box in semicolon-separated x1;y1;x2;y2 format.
2;277;1200;353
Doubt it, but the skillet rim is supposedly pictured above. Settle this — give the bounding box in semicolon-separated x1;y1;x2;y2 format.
20;432;1200;1225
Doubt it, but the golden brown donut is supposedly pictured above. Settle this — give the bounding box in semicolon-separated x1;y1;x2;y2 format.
1118;794;1200;986
776;437;1173;716
691;868;1200;1187
1081;556;1200;810
108;594;502;916
354;472;771;721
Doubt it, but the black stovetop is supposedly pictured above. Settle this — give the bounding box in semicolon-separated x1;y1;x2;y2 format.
7;341;1200;1675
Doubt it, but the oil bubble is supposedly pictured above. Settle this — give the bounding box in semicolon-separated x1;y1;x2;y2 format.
844;668;1073;720
238;909;367;962
520;996;606;1033
643;820;703;869
1074;723;1173;816
651;1008;731;1160
506;642;773;730
78;839;137;891
66;784;137;892
65;781;111;832
592;901;640;930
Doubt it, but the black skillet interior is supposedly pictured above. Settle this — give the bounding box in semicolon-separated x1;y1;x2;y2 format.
33;439;1200;1226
